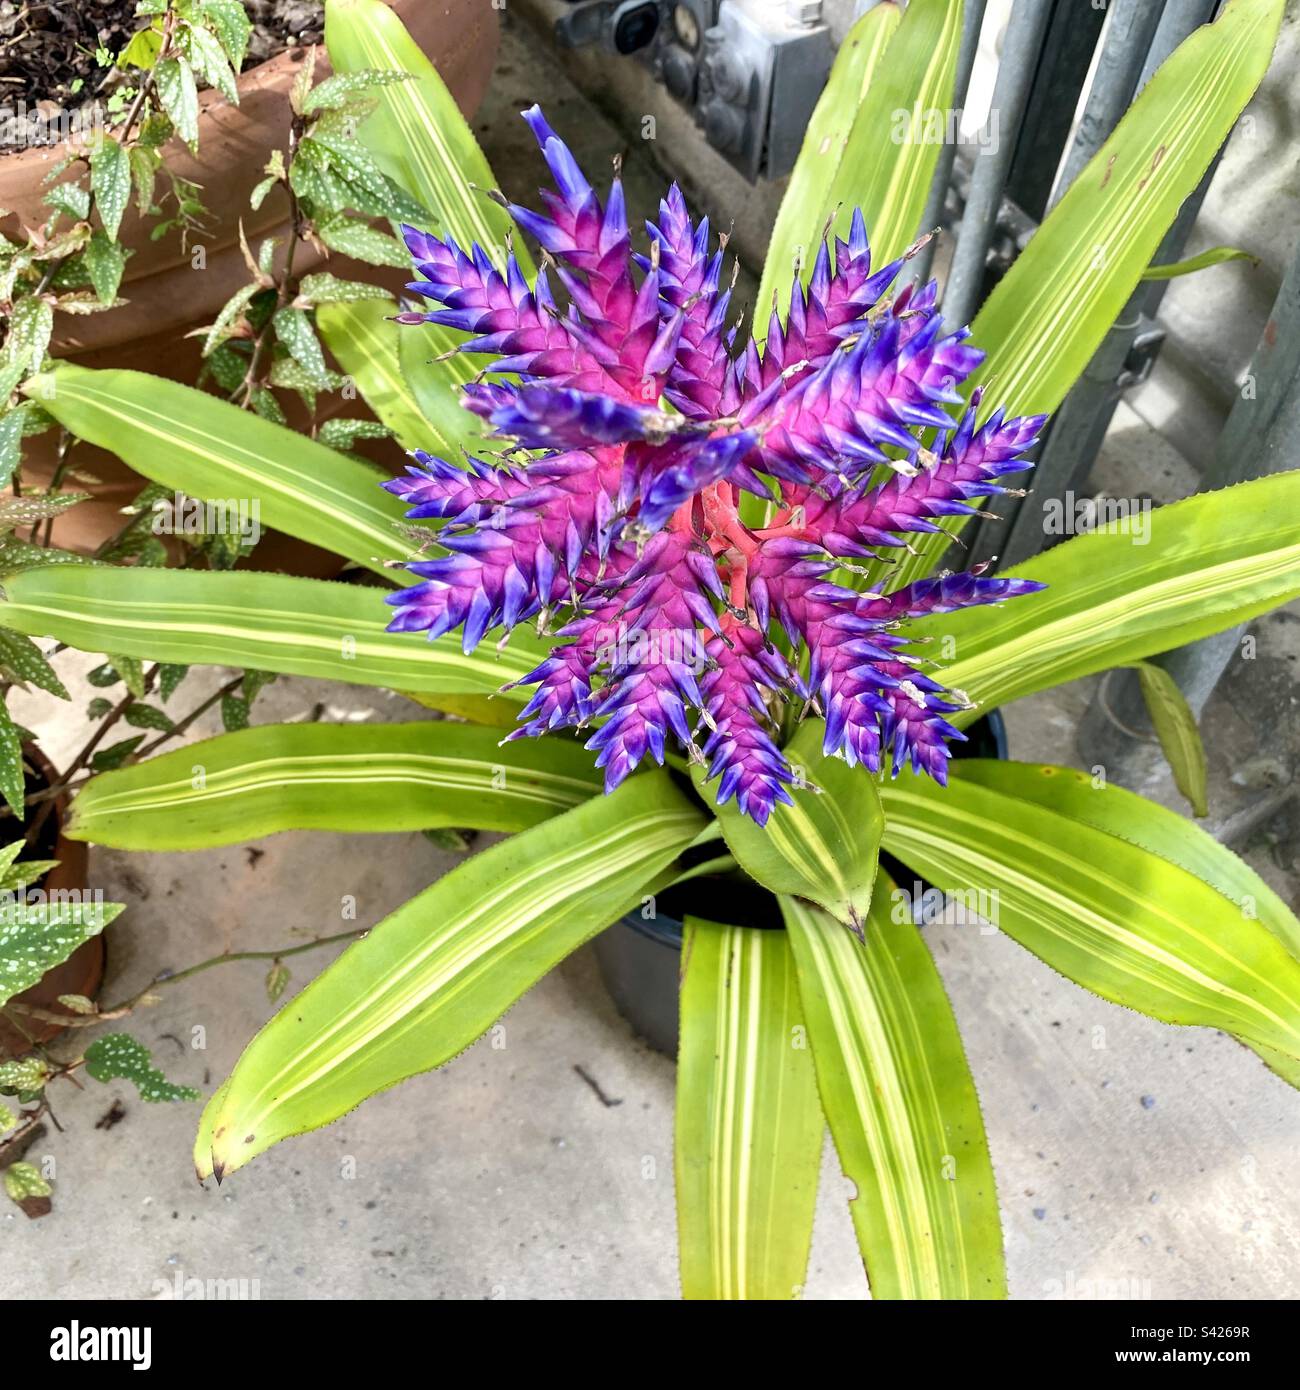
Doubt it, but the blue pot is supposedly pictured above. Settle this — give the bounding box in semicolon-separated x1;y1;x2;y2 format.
592;710;1009;1055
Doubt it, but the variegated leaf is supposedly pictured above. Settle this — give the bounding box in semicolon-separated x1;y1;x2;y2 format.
782;887;1005;1299
0;566;545;695
67;721;600;849
879;772;1300;1063
676;917;823;1299
194;771;706;1179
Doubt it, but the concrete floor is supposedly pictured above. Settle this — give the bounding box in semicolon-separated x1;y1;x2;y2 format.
3;16;1299;1301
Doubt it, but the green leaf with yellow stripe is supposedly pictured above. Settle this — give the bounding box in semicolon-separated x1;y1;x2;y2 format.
676;917;823;1300
194;771;705;1179
756;0;902;315
0;565;543;695
320;0;520;463
822;0;962;265
324;0;527;276
397;319;490;457
744;0;958;534
782;886;1005;1299
692;717;882;930
912;473;1300;726
976;0;1280;419
950;760;1300;1089
398;689;525;729
315;300;489;461
314;299;438;453
1129;660;1209;818
23;365;407;578
878;771;1300;1064
65;721;601;850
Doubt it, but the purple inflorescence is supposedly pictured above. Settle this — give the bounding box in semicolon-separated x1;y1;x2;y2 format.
382;106;1046;825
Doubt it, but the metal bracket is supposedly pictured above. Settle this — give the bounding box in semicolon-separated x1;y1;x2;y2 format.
1116;317;1166;390
552;0;830;181
555;0;666;54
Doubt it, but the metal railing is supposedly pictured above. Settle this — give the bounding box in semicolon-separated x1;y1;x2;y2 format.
903;0;1290;779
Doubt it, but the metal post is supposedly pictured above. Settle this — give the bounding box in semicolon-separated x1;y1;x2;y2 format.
1077;229;1300;771
1003;0;1110;222
968;0;1219;572
941;0;1054;332
1047;0;1168;212
909;0;988;288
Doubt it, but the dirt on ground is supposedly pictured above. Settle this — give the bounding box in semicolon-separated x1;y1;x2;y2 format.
0;0;324;151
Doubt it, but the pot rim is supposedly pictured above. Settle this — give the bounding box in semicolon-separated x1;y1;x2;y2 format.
0;20;333;174
15;740;90;898
619;910;685;950
619;708;1010;948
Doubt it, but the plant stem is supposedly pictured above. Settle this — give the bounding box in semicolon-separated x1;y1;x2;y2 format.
115;6;179;148
137;672;244;756
7;928;365;1036
37;429;77;547
17;665;158;844
24;9;177;306
3;669;252;824
117;927;365;1008
236;116;306;408
0;1098;51;1158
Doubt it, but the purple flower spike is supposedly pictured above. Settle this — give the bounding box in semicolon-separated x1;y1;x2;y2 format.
699;621;795;826
380;108;1048;822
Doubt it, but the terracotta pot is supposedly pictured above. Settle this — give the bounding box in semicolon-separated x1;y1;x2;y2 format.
1;0;498;564
0;747;105;1060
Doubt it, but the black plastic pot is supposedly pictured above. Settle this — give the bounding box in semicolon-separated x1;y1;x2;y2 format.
592;710;1008;1056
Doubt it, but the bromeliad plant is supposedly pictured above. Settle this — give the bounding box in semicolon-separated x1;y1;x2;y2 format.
5;0;1300;1296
